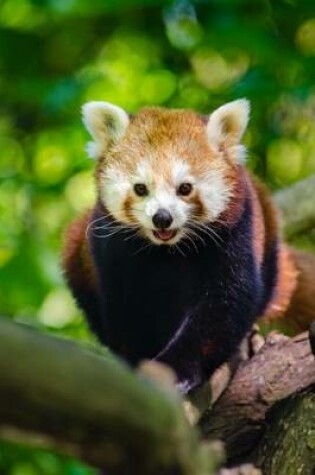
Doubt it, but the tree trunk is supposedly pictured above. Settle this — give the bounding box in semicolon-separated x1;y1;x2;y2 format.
256;391;315;475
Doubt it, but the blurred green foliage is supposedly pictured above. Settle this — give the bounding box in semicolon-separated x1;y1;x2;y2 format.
0;0;315;472
0;441;96;475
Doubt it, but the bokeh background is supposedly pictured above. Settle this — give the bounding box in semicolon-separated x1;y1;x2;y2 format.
0;0;315;473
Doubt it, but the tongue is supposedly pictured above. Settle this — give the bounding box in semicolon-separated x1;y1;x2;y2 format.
155;229;175;241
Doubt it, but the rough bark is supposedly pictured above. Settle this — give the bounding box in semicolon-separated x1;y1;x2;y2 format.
256;391;315;475
199;332;315;468
0;317;223;475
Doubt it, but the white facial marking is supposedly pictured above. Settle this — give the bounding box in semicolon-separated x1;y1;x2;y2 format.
129;160;191;231
198;168;232;220
102;166;131;221
172;160;191;185
135;160;153;184
101;155;232;246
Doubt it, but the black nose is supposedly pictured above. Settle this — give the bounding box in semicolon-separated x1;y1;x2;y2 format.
152;209;173;229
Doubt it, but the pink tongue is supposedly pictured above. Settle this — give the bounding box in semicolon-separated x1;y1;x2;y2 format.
156;230;174;241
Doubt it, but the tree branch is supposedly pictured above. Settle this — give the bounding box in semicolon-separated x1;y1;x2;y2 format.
273;174;315;238
199;332;315;465
1;317;314;474
256;391;315;475
0;317;222;475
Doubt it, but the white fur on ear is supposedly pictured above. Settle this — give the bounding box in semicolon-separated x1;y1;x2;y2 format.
82;101;129;159
207;99;250;163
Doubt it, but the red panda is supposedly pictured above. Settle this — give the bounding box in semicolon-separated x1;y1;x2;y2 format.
62;100;315;393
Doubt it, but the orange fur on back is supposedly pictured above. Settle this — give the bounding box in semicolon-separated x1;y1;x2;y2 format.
262;244;299;323
251;178;314;333
248;177;299;324
281;248;315;332
62;211;98;294
63;103;314;338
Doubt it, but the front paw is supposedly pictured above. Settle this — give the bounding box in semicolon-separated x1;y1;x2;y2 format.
177;378;198;394
155;356;203;394
176;364;205;394
154;339;205;394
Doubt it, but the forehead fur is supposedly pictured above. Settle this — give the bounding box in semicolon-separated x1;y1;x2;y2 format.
100;107;219;180
129;107;205;144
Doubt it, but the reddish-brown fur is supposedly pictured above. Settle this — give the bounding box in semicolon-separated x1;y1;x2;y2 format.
272;248;315;332
63;174;314;335
98;107;236;190
63;107;315;335
62;211;98;300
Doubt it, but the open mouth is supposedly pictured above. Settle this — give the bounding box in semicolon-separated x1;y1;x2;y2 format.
153;229;177;242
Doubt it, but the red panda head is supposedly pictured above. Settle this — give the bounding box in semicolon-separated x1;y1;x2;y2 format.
82;100;250;245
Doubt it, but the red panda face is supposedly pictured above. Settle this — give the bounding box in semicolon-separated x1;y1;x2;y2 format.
82;101;250;246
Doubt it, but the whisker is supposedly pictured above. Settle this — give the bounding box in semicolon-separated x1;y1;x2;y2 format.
85;210;132;237
92;228;125;239
197;224;224;248
181;238;196;255
92;222;138;232
85;215;109;239
184;233;199;253
91;224;138;239
188;218;224;241
186;220;224;250
200;227;223;250
175;243;186;258
132;241;153;256
186;227;206;247
124;229;142;242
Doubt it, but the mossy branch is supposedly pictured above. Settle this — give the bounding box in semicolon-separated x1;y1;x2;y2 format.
0;317;222;475
274;174;315;238
0;318;314;474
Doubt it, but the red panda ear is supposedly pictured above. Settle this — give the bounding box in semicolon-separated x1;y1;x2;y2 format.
206;99;250;163
81;101;129;159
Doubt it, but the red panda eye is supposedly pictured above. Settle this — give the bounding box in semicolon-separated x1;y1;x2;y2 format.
134;183;149;197
177;183;193;196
